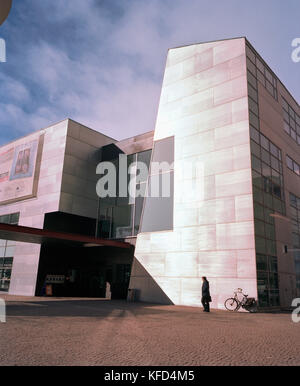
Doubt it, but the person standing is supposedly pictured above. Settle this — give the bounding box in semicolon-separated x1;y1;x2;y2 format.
201;276;211;312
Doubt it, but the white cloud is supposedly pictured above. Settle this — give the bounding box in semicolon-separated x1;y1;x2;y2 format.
1;0;299;144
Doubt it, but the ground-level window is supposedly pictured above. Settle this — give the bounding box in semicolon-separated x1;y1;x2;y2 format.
0;212;19;292
256;253;279;307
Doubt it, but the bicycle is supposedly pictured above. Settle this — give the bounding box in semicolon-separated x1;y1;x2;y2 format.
224;288;257;312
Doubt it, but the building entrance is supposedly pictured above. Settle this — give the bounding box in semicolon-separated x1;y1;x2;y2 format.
36;243;133;299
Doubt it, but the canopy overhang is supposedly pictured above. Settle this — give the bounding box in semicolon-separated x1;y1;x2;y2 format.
0;223;132;249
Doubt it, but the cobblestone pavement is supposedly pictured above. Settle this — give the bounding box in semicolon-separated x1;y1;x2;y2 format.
0;295;299;366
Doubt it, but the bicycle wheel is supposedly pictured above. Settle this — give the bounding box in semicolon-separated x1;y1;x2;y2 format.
224;298;239;311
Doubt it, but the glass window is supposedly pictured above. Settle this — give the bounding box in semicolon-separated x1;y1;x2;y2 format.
256;58;265;73
255;236;267;254
269;256;278;272
247;58;256;76
254;203;264;220
282;98;289;112
134;196;144;235
251;140;260;158
250;112;259;130
252;155;261;173
247;71;257;89
250;126;260;143
290;193;297;208
265;69;273;83
269;272;278;289
290;118;296;130
137;150;151;173
260;134;269;151
141;172;174;233
264;208;274;224
112;205;134;239
272;184;282;199
0;215;10;224
269;290;280;306
294;162;300;176
283;121;290;135
266;240;276;255
252;170;263;189
249;98;259;116
281;98;300;144
266;80;274;96
246;46;256;63
261;163;271;178
253;186;263;204
151;136;174;169
254;220;265;236
265;223;275;240
291;130;297;141
4;246;15;257
257;70;265;86
264;192;273;208
289;106;295;119
256;254;268;271
270;143;279;159
10;213;20;225
248;84;258;102
286;156;294;170
261;149;270;165
271;156;279;172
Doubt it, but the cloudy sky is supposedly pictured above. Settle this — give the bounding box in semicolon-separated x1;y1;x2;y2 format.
0;0;299;145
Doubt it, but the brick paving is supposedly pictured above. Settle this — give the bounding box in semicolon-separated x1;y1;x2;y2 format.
0;295;299;366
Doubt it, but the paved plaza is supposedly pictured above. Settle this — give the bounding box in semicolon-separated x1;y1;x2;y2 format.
0;295;299;366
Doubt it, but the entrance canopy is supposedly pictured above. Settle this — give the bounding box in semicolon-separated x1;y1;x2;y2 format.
0;223;131;249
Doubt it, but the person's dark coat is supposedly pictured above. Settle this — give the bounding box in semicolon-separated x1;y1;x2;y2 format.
202;279;210;298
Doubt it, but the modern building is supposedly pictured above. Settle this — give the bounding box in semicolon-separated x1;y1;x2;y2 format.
0;37;299;309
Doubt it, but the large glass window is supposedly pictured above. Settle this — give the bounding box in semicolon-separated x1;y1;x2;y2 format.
290;193;300;289
140;136;174;233
97;150;152;239
247;62;283;306
281;96;300;146
257;254;280;307
140;172;174;233
286;155;300;177
246;44;278;101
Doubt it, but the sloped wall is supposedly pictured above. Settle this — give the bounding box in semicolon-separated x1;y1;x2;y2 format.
130;38;258;308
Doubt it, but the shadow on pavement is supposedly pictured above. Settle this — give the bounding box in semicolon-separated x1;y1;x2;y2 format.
4;299;181;318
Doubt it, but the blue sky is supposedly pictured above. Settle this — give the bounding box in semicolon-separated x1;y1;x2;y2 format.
0;0;299;145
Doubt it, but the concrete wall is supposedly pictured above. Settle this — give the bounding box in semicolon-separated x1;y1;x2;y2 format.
0;120;68;295
0;119;115;296
116;131;154;155
130;38;258;308
59;119;115;219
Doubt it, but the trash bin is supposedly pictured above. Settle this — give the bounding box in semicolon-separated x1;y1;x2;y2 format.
45;284;53;296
